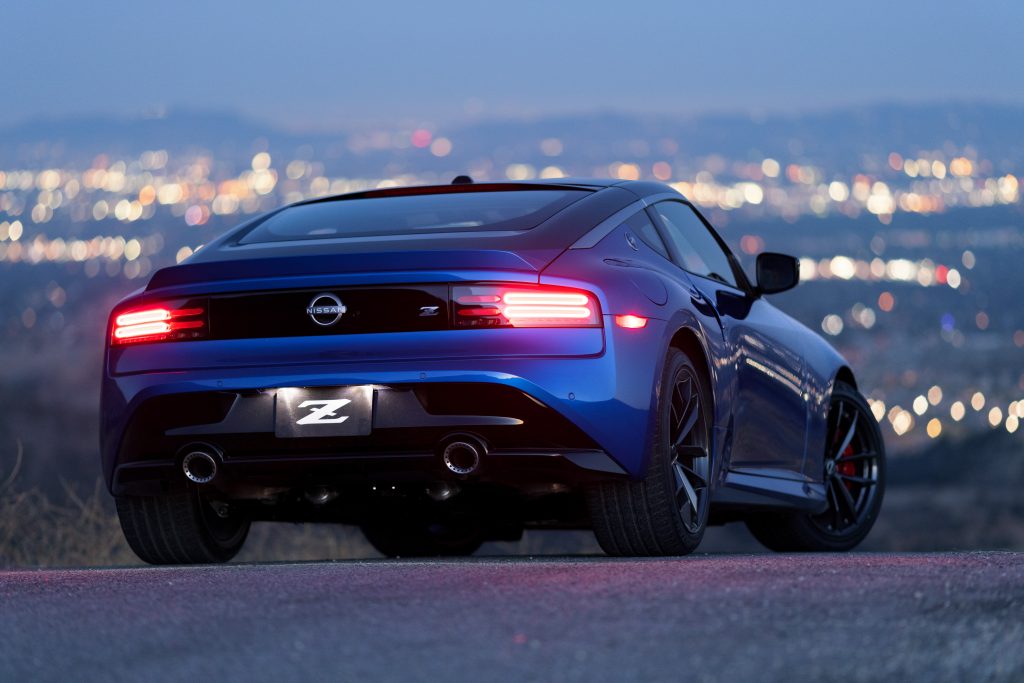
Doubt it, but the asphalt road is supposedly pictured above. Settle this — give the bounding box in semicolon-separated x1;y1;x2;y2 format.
1;552;1022;682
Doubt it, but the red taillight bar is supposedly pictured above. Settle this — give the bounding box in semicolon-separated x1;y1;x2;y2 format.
115;308;172;327
451;285;601;328
111;301;207;345
501;292;589;307
503;305;593;320
113;320;172;341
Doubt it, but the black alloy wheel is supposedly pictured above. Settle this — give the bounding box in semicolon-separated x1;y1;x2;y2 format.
589;348;713;556
669;365;712;535
746;382;886;552
812;389;884;537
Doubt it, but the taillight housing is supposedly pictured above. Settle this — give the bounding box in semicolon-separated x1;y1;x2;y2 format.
451;285;601;328
111;299;208;345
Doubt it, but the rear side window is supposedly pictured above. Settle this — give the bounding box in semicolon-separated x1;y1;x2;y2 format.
626;211;670;259
239;190;589;244
653;201;739;287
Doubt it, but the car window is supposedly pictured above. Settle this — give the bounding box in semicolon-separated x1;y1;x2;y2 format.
653;201;739;287
623;211;670;259
239;189;589;244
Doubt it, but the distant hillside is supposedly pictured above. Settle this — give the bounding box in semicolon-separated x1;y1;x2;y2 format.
888;428;1024;488
0;111;286;167
3;102;1023;175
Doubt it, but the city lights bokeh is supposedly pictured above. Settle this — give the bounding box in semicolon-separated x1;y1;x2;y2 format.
1;124;1022;450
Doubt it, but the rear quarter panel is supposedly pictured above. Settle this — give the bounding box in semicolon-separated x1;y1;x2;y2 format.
541;216;737;481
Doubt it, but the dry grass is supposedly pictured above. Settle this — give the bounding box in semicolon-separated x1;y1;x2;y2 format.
0;474;383;568
0;479;380;568
0;484;140;567
0;439;381;568
0;443;138;567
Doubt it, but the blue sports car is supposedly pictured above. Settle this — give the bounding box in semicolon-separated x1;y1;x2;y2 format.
102;179;885;562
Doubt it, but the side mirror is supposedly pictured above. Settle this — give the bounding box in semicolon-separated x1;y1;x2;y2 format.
756;252;799;294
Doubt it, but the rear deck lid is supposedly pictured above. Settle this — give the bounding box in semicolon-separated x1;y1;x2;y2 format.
146;249;550;291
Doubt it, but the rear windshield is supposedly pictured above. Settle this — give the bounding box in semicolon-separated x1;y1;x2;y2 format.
238;189;589;244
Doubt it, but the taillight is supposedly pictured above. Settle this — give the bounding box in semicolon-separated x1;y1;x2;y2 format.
451;285;601;328
111;300;208;345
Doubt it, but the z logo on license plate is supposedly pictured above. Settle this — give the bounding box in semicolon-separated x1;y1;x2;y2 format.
275;386;372;437
295;399;352;425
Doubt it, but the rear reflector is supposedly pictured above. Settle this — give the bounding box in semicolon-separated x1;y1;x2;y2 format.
614;314;649;329
452;285;600;328
112;301;208;345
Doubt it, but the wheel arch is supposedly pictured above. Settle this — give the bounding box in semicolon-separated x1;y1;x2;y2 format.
668;326;715;420
834;365;857;391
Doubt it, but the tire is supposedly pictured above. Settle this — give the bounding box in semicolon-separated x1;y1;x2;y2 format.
746;382;886;552
116;489;250;565
588;348;713;556
361;506;485;558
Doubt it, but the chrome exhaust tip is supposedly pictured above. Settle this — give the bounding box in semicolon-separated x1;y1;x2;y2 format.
426;481;459;502
304;486;338;505
181;449;219;484
442;440;482;476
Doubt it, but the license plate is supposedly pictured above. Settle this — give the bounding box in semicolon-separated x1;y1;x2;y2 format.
275;386;373;438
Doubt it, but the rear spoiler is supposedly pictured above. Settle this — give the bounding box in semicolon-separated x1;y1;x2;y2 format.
146;249;550;291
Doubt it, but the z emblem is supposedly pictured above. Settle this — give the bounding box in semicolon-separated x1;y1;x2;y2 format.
295;399;351;425
419;306;440;317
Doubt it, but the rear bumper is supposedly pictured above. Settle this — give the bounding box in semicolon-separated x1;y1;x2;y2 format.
101;319;669;494
113;448;625;498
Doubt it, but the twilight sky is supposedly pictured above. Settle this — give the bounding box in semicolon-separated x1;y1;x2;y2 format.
4;0;1022;129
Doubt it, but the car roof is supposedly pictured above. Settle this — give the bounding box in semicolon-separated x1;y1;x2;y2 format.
180;179;683;268
293;178;673;206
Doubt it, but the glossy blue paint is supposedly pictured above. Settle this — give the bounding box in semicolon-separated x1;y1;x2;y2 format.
101;180;854;515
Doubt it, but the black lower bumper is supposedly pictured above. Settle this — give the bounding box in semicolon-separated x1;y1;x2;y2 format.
111;383;627;497
112;447;625;497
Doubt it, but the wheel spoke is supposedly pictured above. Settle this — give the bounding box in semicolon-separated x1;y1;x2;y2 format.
673;468;691;513
826;481;842;530
674;396;699;446
672;461;686;490
677;459;707;487
829;401;846;451
837;474;876;486
674;444;707;462
833;409;857;460
676;467;700;518
834;477;859;519
672;379;692;432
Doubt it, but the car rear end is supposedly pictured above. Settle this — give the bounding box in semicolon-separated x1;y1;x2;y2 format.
101;184;669;554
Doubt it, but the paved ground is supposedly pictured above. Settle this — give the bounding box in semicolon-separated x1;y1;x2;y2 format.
1;552;1022;682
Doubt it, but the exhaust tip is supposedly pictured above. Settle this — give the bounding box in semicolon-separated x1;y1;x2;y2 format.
442;440;481;476
182;449;218;484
